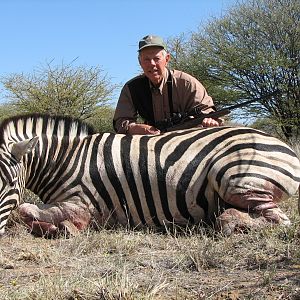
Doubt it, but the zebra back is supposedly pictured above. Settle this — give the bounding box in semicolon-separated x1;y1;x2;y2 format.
0;113;95;145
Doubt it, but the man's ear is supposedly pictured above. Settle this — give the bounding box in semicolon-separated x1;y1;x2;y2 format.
165;53;171;64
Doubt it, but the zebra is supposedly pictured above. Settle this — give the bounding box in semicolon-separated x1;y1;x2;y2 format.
0;114;299;237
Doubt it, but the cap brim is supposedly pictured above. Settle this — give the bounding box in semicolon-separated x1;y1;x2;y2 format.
138;44;165;52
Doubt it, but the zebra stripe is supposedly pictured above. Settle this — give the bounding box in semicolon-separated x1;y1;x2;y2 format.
0;114;299;235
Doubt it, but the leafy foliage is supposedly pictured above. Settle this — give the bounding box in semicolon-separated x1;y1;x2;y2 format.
0;103;16;122
168;0;300;140
1;61;117;122
86;105;115;133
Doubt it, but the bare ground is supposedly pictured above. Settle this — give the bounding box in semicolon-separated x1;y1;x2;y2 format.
1;197;300;300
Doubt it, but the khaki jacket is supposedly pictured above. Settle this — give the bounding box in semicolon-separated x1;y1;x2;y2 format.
113;69;215;133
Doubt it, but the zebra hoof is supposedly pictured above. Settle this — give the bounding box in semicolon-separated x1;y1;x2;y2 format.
260;207;291;226
215;208;263;236
215;217;248;236
28;220;59;238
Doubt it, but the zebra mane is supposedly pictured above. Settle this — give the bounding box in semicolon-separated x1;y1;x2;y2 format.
0;113;95;144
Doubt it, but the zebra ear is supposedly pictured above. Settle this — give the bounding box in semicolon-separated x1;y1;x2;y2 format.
11;136;39;162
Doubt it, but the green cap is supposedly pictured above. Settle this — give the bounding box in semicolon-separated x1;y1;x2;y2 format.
138;35;167;52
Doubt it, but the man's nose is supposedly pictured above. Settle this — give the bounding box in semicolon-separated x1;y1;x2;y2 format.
149;59;156;65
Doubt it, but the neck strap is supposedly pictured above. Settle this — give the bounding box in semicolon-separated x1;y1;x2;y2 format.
166;69;173;116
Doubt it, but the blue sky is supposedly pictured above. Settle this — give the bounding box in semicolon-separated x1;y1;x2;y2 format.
0;0;237;105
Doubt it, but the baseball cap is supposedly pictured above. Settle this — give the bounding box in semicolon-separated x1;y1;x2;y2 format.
138;35;167;52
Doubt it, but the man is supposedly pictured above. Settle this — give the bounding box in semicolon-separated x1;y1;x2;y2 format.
113;34;222;135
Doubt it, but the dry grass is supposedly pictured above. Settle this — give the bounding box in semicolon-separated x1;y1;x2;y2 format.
1;196;300;300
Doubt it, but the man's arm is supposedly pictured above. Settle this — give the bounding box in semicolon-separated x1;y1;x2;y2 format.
113;85;160;135
113;85;138;133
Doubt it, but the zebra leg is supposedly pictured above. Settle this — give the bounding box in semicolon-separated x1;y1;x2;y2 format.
18;201;92;237
215;193;291;236
215;207;290;236
215;208;267;236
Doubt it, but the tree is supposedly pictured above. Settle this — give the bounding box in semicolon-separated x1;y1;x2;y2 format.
86;105;115;133
0;103;16;122
168;0;300;141
1;60;118;121
167;33;242;107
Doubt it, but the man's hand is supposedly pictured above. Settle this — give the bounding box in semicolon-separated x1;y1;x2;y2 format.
201;117;224;127
128;123;160;135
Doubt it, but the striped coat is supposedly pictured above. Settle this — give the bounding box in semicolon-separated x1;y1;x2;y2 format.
0;114;299;236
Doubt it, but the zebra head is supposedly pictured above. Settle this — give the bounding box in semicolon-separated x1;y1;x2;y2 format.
0;136;39;236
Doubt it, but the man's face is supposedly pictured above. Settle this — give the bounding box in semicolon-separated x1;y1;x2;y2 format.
139;47;170;86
